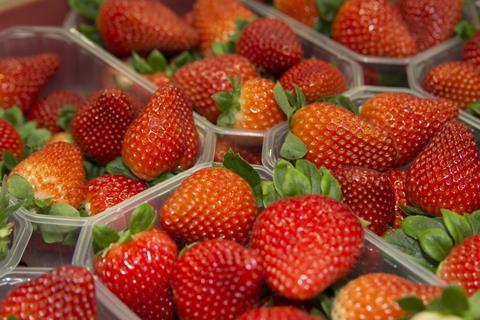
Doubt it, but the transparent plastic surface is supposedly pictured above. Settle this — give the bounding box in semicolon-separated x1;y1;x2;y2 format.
0;0;68;30
0;212;32;278
0;267;140;320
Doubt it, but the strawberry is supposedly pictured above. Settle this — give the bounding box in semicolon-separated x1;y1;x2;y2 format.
360;93;459;165
332;0;417;57
0;266;96;319
387;169;408;230
333;166;396;235
97;0;199;56
0;119;23;160
122;84;198;181
237;307;320;320
8;142;86;208
171;240;264;320
94;204;177;320
406;121;480;216
215;138;262;165
183;11;195;27
251;194;364;300
237;18;304;75
274;0;319;28
172;54;256;122
463;32;480;67
86;174;147;215
27;90;83;133
0;53;60;111
160;167;258;246
331;273;442;320
422;61;480;109
71;88;139;163
437;234;480;295
279;59;347;103
289;102;398;171
213;77;286;130
193;0;255;55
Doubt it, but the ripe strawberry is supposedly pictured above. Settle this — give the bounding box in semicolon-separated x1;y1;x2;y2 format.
332;0;417;57
422;61;480;109
160;167;258;246
215;138;262;165
27;90;83;133
0;119;23;160
172;54;256;122
360;93;459;165
398;0;463;51
0;266;96;319
274;0;319;28
94;204;177;320
8;142;86;208
193;0;255;55
406;121;480;216
291;102;398;171
122;84;198;181
144;73;170;88
214;77;286;130
251;195;364;300
237;307;320;320
171;240;263;320
331;273;442;320
0;53;60;111
463;32;480;67
237;18;304;75
183;11;195;27
387;169;408;230
437;234;480;295
71;88;139;163
333;166;396;235
279;59;347;103
97;0;199;56
86;174;147;215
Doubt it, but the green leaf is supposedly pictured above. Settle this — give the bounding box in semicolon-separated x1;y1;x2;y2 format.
129;204;155;235
397;296;426;313
212;42;231;56
62;230;79;246
93;224;119;252
1;107;24;127
83;159;106;180
455;20;478;40
427;286;469;315
178;242;198;256
48;202;81;218
295;159;322;194
57;105;77;132
401;215;446;240
466;210;480;234
319;167;343;201
106;157;137;180
7;314;17;320
280;131;308;160
68;0;104;20
273;160;294;197
223;150;262;204
131;52;154;74
442;209;473;245
467;291;480;319
147;50;168;73
0;176;10;212
315;0;344;35
273;160;311;197
38;225;71;244
78;23;104;47
400;205;430;216
418;228;454;262
317;96;358;115
261;180;281;208
118;229;133;244
7;174;34;201
2;151;19;172
317;293;333;319
273;82;296;118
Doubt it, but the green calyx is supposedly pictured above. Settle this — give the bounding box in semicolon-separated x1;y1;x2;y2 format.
468;101;480;117
57;105;77;132
455;20;478;40
131;50;168;75
106;157;138;180
68;0;105;20
93;203;156;254
313;0;344;36
213;76;242;128
212;19;250;56
317;95;358;115
0;176;22;260
78;24;104;47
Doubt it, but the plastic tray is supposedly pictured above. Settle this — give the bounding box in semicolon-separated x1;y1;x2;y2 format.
0;212;32;278
0;0;68;30
0;267;140;320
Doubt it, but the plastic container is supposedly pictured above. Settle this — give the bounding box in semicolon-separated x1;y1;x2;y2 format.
0;212;32;278
0;0;69;30
0;267;140;320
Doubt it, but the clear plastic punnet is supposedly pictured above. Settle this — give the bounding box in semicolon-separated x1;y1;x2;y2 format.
0;212;32;278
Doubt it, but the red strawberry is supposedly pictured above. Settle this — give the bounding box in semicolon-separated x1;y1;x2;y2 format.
333;166;396;235
387;169;408;230
97;0;199;56
332;0;417;57
122;84;198;181
160;167;258;246
360;93;459;165
422;61;480;109
274;0;319;28
331;273;442;320
171;240;264;320
8;142;86;208
0;53;60;111
0;266;96;319
27;90;83;133
172;54;256;122
94;204;177;320
183;11;195;27
463;32;480;67
237;307;320;320
279;59;347;103
144;72;170;88
406;121;480;216
0;119;23;160
237;18;304;75
71;88;138;163
215;138;262;165
437;234;480;295
193;0;255;55
398;0;463;51
86;174;147;215
251;195;364;300
290;102;398;171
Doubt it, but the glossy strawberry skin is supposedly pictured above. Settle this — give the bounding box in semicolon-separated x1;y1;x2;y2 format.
237;18;303;75
97;0;199;56
274;0;319;28
172;54;256;122
280;59;347;103
387;169;408;230
95;228;177;320
0;53;60;111
332;0;417;57
291;102;398;171
251;195;364;300
214;138;262;165
160;167;258;246
463;32;480;67
86;174;147;215
406;121;480;216
237;307;321;320
0;119;23;160
171;240;264;320
144;72;170;88
437;234;480;295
